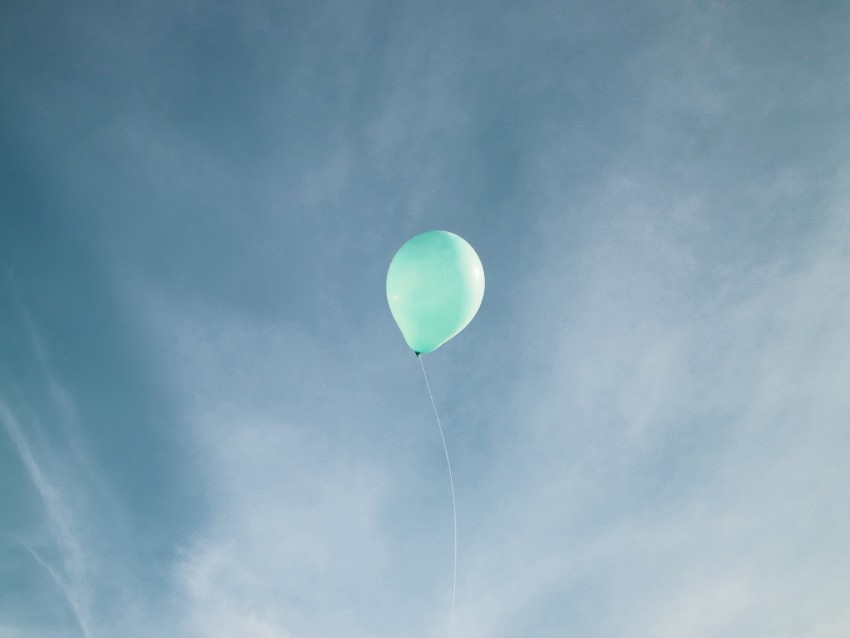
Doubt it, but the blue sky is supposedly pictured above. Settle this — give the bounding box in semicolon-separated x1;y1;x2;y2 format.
2;1;850;636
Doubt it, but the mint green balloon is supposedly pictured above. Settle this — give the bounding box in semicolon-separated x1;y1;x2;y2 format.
387;230;485;354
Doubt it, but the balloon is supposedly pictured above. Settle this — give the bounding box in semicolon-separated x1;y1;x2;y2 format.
386;230;485;355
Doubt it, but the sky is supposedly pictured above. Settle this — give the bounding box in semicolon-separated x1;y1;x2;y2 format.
2;0;850;636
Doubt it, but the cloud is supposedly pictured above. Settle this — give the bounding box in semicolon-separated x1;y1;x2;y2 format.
129;294;421;637
446;159;850;636
0;401;91;638
4;1;849;637
0;287;168;638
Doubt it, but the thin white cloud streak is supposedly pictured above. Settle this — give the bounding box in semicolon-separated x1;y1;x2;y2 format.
5;272;79;427
0;280;115;636
0;401;92;638
19;308;78;426
15;541;92;638
3;281;109;520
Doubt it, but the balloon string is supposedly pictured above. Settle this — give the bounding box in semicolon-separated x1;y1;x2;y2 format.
418;355;457;638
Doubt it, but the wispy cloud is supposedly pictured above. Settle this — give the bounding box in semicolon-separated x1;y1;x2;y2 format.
15;540;92;638
0;401;91;638
449;161;850;636
3;1;849;636
133;296;413;637
4;272;79;427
